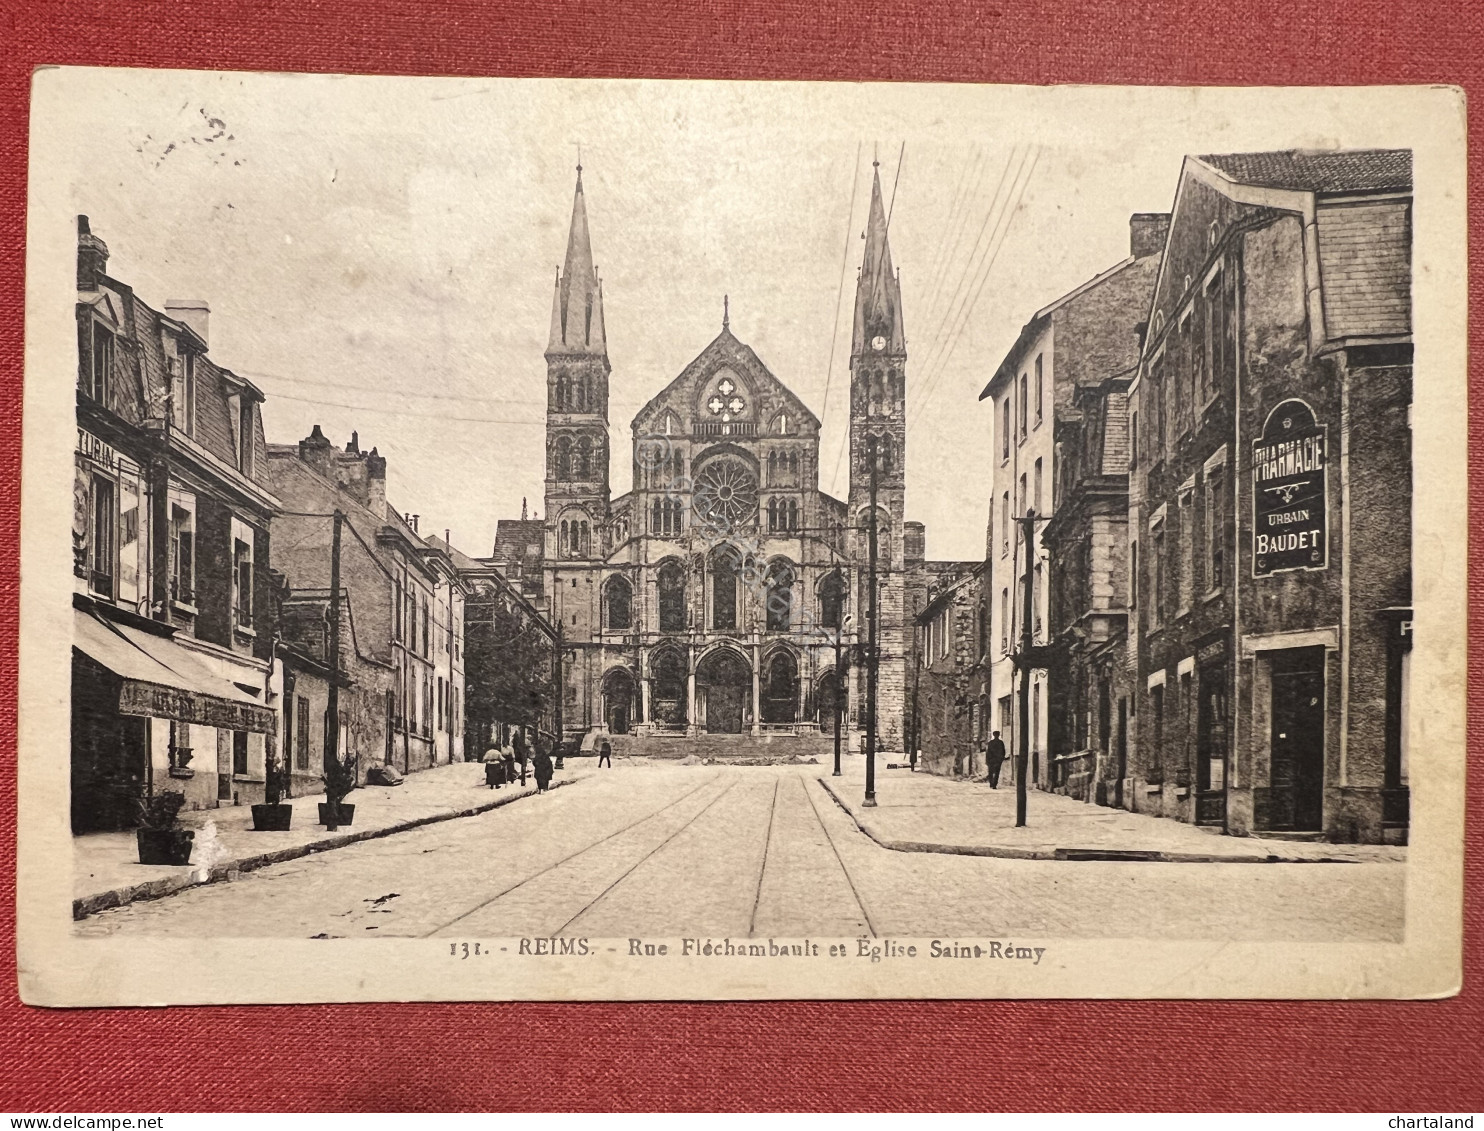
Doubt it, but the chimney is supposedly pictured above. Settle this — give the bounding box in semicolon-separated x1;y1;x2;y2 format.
347;431;360;455
165;299;211;347
411;514;420;533
298;424;336;482
521;497;528;521
365;447;387;519
77;216;109;291
1129;213;1171;260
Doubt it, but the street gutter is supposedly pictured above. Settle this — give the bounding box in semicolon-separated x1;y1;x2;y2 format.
74;776;585;920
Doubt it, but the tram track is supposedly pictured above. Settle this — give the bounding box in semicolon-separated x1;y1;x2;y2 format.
747;777;783;938
422;773;724;937
804;774;878;936
552;780;741;936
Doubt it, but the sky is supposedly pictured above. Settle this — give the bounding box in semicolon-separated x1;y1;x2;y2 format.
51;72;1395;561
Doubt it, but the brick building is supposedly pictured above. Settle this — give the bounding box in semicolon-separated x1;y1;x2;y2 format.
71;216;280;831
1126;149;1412;843
978;215;1166;791
268;428;468;778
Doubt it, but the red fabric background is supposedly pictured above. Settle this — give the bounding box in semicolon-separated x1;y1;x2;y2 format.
0;0;1480;1112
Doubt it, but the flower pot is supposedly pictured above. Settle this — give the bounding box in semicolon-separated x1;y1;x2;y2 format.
137;828;195;866
319;802;355;827
251;803;293;831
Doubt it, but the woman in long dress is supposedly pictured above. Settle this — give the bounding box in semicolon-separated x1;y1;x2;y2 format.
532;740;555;793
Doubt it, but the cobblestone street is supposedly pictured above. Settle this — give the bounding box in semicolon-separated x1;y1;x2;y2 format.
77;762;1405;942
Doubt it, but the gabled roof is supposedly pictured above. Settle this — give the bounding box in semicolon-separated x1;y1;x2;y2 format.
631;326;820;434
1195;149;1412;194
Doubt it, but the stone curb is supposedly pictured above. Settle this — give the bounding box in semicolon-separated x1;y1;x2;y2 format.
815;776;1368;865
73;776;584;921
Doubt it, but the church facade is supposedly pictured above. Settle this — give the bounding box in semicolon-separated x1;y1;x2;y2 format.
531;165;926;751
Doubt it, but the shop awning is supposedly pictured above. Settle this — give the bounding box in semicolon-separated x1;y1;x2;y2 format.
73;609;277;734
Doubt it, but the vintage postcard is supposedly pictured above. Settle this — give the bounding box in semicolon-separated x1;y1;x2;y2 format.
17;69;1467;1004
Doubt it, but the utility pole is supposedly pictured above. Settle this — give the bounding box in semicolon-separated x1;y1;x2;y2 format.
553;619;565;769
325;509;344;830
1013;507;1042;828
864;436;879;808
833;614;851;778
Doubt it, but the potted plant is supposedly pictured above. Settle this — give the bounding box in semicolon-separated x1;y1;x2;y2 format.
136;790;194;866
251;754;293;832
319;751;358;829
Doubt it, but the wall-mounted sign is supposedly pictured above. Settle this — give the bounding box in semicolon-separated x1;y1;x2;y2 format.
77;427;118;470
1252;399;1327;577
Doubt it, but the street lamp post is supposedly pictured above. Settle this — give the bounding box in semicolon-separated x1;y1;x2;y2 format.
833;613;852;777
864;436;879;809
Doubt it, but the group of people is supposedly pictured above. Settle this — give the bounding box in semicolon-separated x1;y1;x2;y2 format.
481;727;556;793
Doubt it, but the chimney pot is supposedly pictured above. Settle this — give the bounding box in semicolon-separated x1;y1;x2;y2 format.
77;215;109;291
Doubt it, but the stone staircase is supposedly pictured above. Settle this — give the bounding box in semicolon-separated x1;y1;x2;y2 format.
608;731;836;763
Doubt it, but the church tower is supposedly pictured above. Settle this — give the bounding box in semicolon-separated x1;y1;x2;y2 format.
847;158;909;753
544;165;612;564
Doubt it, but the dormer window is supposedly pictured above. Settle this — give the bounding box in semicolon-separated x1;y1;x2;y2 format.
82;320;113;403
239;400;254;476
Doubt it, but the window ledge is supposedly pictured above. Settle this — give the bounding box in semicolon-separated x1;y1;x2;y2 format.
1145;783;1163;794
167;766;195;780
234;623;257;640
1203;588;1224;604
171;600;199;616
232;774;265;784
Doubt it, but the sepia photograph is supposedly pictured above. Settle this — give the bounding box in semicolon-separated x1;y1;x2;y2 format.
16;70;1467;1004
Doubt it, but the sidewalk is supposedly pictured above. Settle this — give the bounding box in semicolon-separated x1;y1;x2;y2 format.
819;761;1406;863
73;761;592;919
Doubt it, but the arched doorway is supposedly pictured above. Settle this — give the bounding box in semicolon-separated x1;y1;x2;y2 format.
695;647;751;734
650;648;687;727
602;667;636;735
761;650;799;724
815;669;844;728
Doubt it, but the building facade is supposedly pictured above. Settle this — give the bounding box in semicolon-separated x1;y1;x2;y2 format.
267;428;468;778
522;164;935;751
1126;149;1412;843
71;216;280;831
979;215;1166;790
912;562;988;778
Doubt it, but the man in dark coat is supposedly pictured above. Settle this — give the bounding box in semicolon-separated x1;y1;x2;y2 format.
533;739;555;793
985;730;1008;788
598;739;612;768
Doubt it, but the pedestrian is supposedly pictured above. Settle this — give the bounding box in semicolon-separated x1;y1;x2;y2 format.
986;730;1008;788
502;741;517;790
482;745;504;789
533;740;555;793
598;738;612;768
909;746;918;772
513;727;530;786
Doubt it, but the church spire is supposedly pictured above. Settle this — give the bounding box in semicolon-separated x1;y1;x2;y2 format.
852;158;906;357
547;165;607;356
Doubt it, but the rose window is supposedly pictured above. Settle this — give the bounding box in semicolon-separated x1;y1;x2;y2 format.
692;458;758;529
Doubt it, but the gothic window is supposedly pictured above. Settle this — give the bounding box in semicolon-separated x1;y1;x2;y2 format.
788;499;799;531
710;547;741;631
658;561;687;632
777;413;790;435
554;435;572;480
555;373;568;411
765;562;794;632
651;498;662;534
576;436;593;479
767;498;779;532
580;521;590;557
789;452;799;477
768;452;778;483
560;520;569;558
819;570;846;630
604;575;632;630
